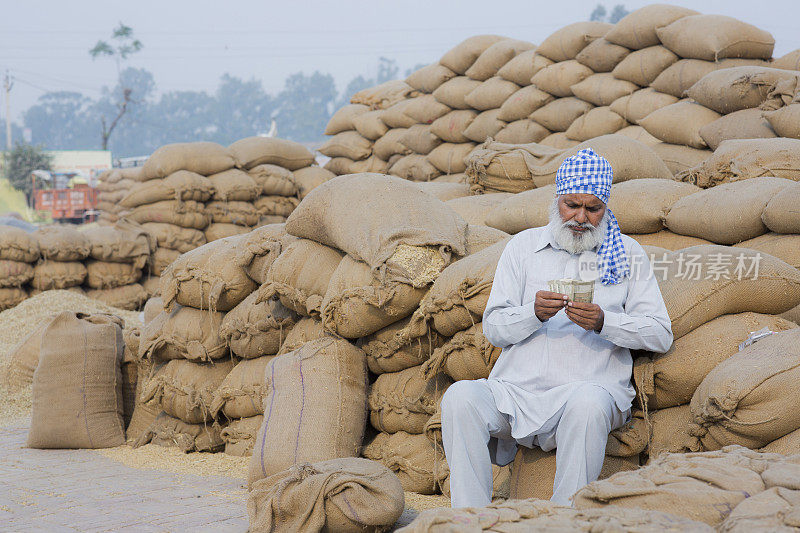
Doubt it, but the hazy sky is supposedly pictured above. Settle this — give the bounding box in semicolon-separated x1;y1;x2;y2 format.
2;0;799;121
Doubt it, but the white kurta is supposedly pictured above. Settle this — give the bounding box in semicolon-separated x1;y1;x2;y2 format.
481;225;673;466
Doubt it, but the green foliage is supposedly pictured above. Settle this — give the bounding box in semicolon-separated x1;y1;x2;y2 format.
590;3;629;23
590;4;607;21
90;22;143;61
609;4;630;23
275;71;337;142
5;143;52;199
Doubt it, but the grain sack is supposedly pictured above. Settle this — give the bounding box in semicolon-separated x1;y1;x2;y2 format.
285;173;469;283
362;431;437;494
484;184;555;234
465;39;534;81
665;177;793;244
773;49;800;70
565;107;627;141
119;170;213;207
353;109;388;140
137;412;224;452
497;49;541;85
247;337;367;484
432;173;468;184
764;104;800;139
651;142;709;175
143;296;163;323
161;235;257;312
763;181;800;234
5;315;55;390
247;458;404;533
140;222;206;253
629;230;712;250
277;317;327;355
687;66;800;114
576;38;631;73
228;137;315;171
539;132;580;149
463;109;505;143
142;142;234;179
610;87;678;124
573;446;780;525
373;129;411;161
497;86;553;122
406;63;457;93
698;109;776;151
87;284;147;311
85;260;142;289
422;322;500;381
34;225;90;261
719;486;800;533
207;168;259;202
634;313;797;411
607;179;699;234
121;328;139;429
27;312;125;449
530;97;593;132
464;77;520;110
381;99;418;129
142;358;234;424
351;80;420;110
321;255;429;339
571;73;638;107
494;120;550;144
129;200;210;229
363;316;447;375
509;446;640;501
464;223;510;254
648;404;693;458
399;124;442;154
248;164;297;197
141;276;161;297
324;103;369;135
221;415;262;456
651;58;767;99
292;166;334;200
735;233;800;269
639;100;721;149
612;46;679;87
253;195;298;218
233;224;296;285
413;181;470;202
403;96;449;126
425;143;473;175
430;109;477;143
604;4;699;49
0;286;27;310
445;193;513;226
204;222;250;242
536;21;612;62
139;304;226;363
369;365;452;434
531;60;593;98
615;125;660;146
0;225;39;262
439;35;506;75
658;245;800;339
0;260;33;287
83;220;154;268
389;154;442;182
220;293;297;359
687;328;800;451
761;427;800;455
211;357;272;420
432;77;482;110
31;261;86;290
657;15;775;61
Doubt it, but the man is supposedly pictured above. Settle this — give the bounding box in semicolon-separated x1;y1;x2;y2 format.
441;148;672;508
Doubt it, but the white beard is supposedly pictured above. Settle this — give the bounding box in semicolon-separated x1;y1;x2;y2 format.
547;198;608;255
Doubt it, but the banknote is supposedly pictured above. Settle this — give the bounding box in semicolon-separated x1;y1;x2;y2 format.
547;278;595;303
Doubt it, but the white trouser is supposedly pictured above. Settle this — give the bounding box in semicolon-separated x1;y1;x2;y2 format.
440;379;627;508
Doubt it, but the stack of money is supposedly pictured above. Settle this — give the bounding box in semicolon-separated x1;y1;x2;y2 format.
547;278;595;303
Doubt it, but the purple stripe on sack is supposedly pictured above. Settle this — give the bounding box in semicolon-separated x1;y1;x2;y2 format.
293;358;306;464
341;493;360;523
259;362;277;478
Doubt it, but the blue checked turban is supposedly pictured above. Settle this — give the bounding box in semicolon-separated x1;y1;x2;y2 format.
555;148;629;285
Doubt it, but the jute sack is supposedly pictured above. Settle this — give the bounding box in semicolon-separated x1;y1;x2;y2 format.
576;38;631;73
141;276;161;298
121;327;139;429
763;181;800;234
5;315;55;390
571;73;638;107
381;98;418;129
464;223;510;255
129;200;210;229
247;337;367;485
399;499;713;532
260;238;344;317
253;195;298;218
119;170;213;207
140;223;206;253
465;39;534;82
0;260;33;287
86;284;148;311
221;415;262;456
639;100;721;149
161;235;257;312
531;60;593;98
142;141;235;179
531;97;594;132
564;107;627;141
248;164;297;197
484;184;556;234
389;154;442;182
658;245;800;339
143;296;162;323
285;173;469;285
430;110;478;143
509;446;640;501
432;77;482;110
208;168;260;202
204;222;250;242
699;109;776;151
0;225;39;262
773;48;800;70
607;179;700;234
411;181;470;201
680;138;800;188
350;80;419;110
495;120;551;144
136;412;224;452
665;177;793;244
497;85;553;122
651;58;767;99
463;109;506;143
445;194;512;226
362;431;437;494
228;137;315;171
321;255;430;339
764;104;800;139
292;166;335;199
363;315;447;374
656;15;775;61
648;404;693;458
610;87;678;123
153;247;179;277
406;63;457;93
82;220;155;268
220;292;298;358
651;142;710;175
536;21;612;62
34;225;90;261
31;261;86;290
421;322;500;381
139;304;227;362
399;124;442;154
373;128;411;161
687;66;800;114
277;317;327;355
368;365;452;434
612;46;679;87
205;200;259;226
247;458;405;533
633;313;797;411
125;358;160;443
234;224;297;285
604;4;699;49
0;287;27;310
211;357;272;419
735;233;800;269
324;103;369;135
353;109;389;140
27;312;125;449
573;446;781;525
141;358;235;424
85;260;142;289
497;49;542;84
761;427;800;455
686;328;800;452
439;35;506;75
611;125;660;146
464;77;520;110
718;486;800;533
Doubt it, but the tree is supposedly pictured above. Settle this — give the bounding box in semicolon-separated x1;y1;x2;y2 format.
213;74;274;143
89;23;143;150
274;71;337;142
376;57;399;84
405;63;428;77
609;4;630;23
590;4;607;21
5;143;52;200
23;91;97;149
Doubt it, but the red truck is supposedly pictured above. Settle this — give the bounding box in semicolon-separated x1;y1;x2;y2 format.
34;183;99;223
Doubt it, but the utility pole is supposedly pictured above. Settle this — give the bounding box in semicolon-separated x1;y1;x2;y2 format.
3;70;12;151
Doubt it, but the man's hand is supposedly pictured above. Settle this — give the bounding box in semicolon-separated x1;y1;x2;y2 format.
565;300;604;332
535;290;568;322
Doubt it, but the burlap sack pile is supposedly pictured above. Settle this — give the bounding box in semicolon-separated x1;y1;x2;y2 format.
95;167;141;225
28;224;89;303
0;224;39;310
